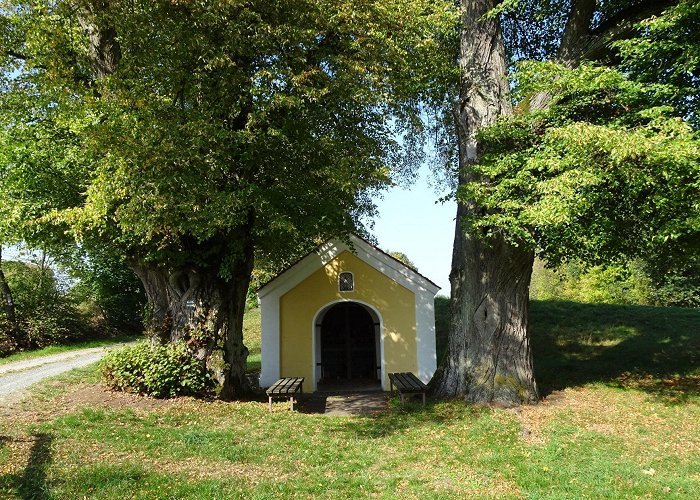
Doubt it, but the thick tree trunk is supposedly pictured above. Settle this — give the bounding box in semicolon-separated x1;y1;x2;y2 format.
77;1;121;78
220;237;255;400
131;237;255;399
431;0;538;405
0;248;17;324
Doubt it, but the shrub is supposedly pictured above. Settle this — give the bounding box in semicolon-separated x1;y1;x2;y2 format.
66;251;145;331
0;318;20;356
530;258;653;305
101;341;214;398
0;260;90;354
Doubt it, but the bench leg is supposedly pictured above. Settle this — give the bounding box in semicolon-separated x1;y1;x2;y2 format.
290;396;294;411
268;396;273;413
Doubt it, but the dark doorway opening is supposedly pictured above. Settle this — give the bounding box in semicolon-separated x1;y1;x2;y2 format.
320;302;378;385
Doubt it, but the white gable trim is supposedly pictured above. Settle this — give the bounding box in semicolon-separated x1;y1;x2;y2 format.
258;235;440;299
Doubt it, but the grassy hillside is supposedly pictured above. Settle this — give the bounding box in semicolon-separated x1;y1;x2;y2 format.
243;307;261;373
531;301;699;402
436;298;699;404
0;301;697;498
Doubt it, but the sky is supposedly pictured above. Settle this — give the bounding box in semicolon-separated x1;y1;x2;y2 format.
368;165;456;296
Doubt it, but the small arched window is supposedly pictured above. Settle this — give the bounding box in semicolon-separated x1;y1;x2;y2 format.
339;272;354;292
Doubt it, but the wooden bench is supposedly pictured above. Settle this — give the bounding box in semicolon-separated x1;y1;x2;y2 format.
389;372;428;405
266;377;304;412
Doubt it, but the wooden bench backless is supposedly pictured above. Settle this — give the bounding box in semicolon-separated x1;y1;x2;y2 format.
266;377;304;412
388;372;428;405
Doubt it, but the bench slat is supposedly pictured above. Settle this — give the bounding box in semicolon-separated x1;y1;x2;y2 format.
267;377;304;395
390;372;426;393
271;378;292;393
389;372;427;405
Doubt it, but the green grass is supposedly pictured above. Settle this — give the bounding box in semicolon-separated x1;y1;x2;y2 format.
243;307;261;373
0;335;140;366
530;300;700;403
0;302;698;498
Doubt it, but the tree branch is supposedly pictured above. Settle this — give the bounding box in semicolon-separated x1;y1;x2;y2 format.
5;49;28;61
76;1;121;78
558;0;596;68
581;0;680;63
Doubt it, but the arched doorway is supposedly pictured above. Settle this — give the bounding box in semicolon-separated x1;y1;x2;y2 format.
317;302;380;389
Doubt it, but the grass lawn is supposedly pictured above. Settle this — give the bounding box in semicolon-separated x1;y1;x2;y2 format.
0;301;698;498
0;335;141;367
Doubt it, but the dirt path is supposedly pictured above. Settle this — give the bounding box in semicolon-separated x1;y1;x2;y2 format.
0;343;129;404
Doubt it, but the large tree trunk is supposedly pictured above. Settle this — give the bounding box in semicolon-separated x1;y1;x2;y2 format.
431;0;538;405
131;236;255;400
0;247;17;325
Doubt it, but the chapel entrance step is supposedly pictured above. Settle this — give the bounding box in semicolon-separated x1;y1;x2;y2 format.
297;391;388;416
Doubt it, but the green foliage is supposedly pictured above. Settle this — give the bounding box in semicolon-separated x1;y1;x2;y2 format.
615;0;700;130
648;268;699;308
532;257;699;308
0;0;458;276
530;259;653;305
66;251;145;330
101;341;214;398
461;63;699;270
0;260;87;354
386;250;417;271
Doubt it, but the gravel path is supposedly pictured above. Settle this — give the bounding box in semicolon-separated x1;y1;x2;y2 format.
0;343;129;403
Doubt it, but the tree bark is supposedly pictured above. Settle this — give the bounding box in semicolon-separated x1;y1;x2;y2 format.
431;0;538;405
558;0;597;68
220;235;255;400
0;247;17;324
76;1;122;78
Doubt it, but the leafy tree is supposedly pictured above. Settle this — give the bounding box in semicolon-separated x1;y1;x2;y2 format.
0;0;455;397
433;0;698;404
66;250;145;331
0;257;88;353
387;251;418;271
530;258;653;306
0;247;16;325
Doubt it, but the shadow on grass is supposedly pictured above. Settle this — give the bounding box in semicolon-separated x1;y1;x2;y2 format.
0;433;53;500
530;300;700;404
323;398;489;440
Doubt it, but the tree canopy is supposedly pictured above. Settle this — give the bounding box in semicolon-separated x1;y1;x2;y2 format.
0;0;456;270
468;62;699;267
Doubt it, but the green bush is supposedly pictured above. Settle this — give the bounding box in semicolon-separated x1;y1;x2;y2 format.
530;259;653;305
0;318;20;355
101;341;214;398
0;260;90;355
66;251;145;331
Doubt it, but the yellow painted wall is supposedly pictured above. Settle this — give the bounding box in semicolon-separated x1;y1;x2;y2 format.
279;251;416;389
